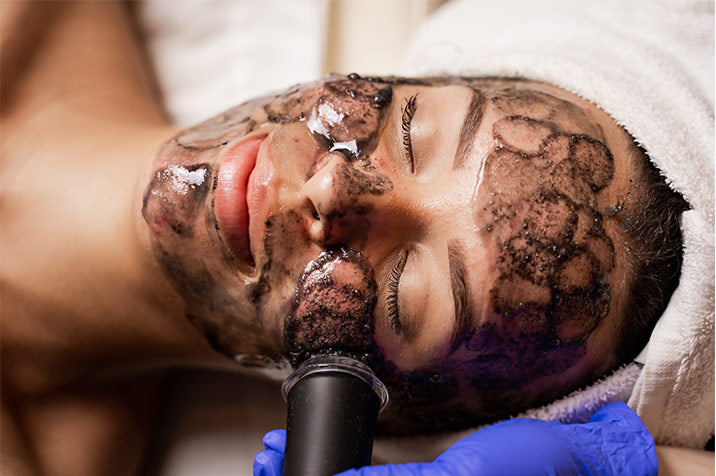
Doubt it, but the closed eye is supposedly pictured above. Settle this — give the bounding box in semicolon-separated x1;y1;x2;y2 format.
401;94;418;173
386;249;409;335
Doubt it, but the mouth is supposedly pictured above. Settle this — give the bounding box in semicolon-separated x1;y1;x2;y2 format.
215;134;268;271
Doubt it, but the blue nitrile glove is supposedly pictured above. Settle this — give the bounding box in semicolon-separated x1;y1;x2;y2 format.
252;402;657;476
253;429;287;476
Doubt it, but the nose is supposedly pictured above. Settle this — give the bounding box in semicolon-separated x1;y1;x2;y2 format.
300;151;394;247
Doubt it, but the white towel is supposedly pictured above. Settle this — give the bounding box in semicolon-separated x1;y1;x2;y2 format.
384;0;714;456
137;0;327;126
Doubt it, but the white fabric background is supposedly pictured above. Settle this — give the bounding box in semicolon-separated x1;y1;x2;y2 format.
138;0;328;126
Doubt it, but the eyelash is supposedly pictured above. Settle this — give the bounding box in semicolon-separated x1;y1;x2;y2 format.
401;94;418;173
386;249;409;335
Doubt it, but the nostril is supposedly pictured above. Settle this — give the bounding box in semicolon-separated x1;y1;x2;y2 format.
329;146;357;162
304;200;326;244
302;198;324;241
305;198;320;222
301;152;350;242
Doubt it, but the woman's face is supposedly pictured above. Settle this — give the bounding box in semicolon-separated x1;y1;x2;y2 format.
143;75;633;431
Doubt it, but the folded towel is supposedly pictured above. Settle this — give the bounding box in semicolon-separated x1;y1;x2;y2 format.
391;0;714;453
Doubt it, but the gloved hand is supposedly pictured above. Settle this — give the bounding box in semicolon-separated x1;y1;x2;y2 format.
253;401;657;476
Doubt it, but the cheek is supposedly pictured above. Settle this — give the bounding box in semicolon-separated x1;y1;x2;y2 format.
304;79;392;159
142;158;212;242
172;76;393;154
268;122;321;182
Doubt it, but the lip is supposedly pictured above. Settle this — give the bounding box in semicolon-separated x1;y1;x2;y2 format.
215;135;267;269
246;137;274;269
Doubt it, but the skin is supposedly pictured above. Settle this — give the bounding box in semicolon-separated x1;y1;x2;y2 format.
6;2;712;475
2;3;219;475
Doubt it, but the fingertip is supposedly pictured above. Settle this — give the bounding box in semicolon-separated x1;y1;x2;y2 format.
253;449;283;476
591;402;652;436
584;402;658;475
263;429;287;451
589;401;632;422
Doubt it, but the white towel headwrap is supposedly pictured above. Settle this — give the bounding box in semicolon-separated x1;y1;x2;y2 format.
375;0;714;459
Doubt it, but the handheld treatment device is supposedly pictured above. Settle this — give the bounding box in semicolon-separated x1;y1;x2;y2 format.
282;356;389;476
282;249;389;476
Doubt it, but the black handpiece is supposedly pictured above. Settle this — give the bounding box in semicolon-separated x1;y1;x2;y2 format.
281;355;389;476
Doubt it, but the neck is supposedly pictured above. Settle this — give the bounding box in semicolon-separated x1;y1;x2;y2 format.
0;1;226;395
2;100;222;395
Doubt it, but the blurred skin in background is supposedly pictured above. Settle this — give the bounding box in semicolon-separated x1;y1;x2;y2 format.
0;2;689;475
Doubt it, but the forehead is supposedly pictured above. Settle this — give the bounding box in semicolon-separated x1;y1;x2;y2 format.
473;91;619;372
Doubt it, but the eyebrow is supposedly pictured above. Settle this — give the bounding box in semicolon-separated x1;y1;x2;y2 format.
448;241;473;353
453;88;486;170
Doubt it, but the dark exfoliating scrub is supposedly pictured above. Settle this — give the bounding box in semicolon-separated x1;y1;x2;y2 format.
284;247;378;365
